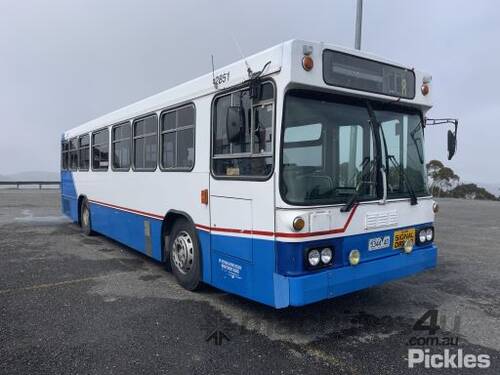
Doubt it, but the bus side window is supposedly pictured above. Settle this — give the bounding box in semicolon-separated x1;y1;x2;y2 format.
212;82;274;178
92;129;110;171
133;115;157;171
78;134;90;171
69;138;78;171
160;104;195;171
112;122;131;171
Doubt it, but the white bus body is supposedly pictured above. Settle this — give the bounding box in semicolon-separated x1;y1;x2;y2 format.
61;40;437;307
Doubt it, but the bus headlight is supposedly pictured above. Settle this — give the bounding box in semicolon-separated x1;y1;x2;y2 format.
416;227;434;245
320;248;333;264
348;249;360;266
425;228;434;242
419;229;427;244
307;249;321;266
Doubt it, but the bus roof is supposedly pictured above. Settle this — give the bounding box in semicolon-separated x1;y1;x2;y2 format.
64;39;431;138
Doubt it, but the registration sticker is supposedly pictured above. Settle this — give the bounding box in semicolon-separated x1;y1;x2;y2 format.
368;236;390;251
393;228;415;249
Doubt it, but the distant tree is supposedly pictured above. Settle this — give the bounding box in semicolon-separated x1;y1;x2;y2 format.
451;183;499;200
426;159;499;201
426;160;444;180
435;167;460;192
426;160;459;196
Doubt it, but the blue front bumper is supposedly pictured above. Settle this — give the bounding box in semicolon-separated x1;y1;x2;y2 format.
286;245;437;307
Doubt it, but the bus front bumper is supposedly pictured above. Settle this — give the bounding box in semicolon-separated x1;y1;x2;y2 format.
284;245;437;307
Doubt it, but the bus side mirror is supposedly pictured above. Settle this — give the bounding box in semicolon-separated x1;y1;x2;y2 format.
447;129;457;160
226;106;246;142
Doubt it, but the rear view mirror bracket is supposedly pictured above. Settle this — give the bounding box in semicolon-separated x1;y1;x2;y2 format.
425;118;459;160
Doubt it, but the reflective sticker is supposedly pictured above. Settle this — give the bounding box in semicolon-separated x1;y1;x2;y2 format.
393;228;416;249
219;258;242;280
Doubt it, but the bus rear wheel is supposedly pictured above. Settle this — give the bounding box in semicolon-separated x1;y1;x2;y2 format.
80;199;93;236
169;220;201;291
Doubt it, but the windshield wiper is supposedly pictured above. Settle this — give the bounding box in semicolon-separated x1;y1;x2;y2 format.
387;154;418;205
410;120;424;164
340;158;375;212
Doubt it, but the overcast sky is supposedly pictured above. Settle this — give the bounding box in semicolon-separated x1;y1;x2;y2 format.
1;0;499;183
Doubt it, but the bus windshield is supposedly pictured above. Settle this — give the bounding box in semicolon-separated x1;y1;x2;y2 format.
280;90;428;205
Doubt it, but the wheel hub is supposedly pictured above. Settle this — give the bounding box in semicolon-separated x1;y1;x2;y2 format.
172;231;194;275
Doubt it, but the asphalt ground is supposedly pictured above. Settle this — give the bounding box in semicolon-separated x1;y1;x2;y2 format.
0;190;499;374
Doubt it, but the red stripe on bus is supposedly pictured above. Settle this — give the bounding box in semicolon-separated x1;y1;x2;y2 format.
274;204;358;238
88;199;357;239
88;199;164;220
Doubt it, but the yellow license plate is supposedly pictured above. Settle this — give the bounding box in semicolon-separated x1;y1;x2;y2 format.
393;228;415;249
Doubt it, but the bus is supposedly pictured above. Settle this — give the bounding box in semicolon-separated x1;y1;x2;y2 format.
60;39;458;308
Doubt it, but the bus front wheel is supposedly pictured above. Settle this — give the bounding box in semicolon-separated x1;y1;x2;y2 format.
169;220;201;291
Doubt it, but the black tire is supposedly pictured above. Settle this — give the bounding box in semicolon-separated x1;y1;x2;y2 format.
80;199;93;236
169;219;201;291
163;230;172;272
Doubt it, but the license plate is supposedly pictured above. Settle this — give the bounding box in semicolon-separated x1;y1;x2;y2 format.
368;236;390;251
393;228;415;249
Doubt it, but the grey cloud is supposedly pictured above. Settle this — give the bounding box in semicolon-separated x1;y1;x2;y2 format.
1;0;499;183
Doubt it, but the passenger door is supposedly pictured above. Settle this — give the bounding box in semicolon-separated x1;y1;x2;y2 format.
208;82;276;296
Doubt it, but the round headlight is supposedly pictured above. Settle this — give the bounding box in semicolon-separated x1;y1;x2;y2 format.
320;248;333;264
404;239;414;254
348;249;360;266
419;229;427;243
426;228;433;242
308;249;321;266
433;202;439;213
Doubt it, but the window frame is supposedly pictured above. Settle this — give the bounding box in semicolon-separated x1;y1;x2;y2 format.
69;137;79;171
159;103;196;172
78;133;90;171
210;79;276;181
91;127;110;172
132;113;158;172
111;121;132;172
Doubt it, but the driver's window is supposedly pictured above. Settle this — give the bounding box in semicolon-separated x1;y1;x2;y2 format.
212;82;274;178
253;103;273;154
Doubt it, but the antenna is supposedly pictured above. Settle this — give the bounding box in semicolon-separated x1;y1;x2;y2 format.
211;54;217;88
230;34;253;77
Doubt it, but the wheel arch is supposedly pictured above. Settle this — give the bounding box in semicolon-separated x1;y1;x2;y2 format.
161;210;198;263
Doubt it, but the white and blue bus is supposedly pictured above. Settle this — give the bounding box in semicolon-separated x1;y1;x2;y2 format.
60;40;457;308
